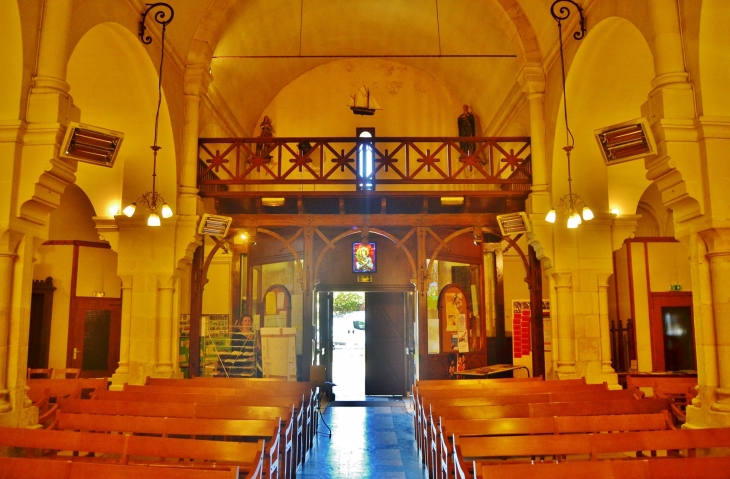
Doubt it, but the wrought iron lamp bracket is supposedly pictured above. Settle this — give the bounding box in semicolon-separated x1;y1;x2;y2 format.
550;0;586;40
139;3;175;44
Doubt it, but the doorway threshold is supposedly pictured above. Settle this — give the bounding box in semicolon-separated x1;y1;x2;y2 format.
328;396;404;407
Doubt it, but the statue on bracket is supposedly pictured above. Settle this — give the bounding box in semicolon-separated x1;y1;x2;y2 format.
457;104;476;157
256;115;274;160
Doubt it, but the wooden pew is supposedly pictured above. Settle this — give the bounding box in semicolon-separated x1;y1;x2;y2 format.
473;456;730;479
0;427;264;479
422;388;640;409
627;375;698;424
415;376;543;388
435;413;670;479
455;428;730;479
124;384;318;467
413;382;615;460
432;398;671;422
58;398;296;479
53;412;280;479
415;377;587;390
97;388;302;408
27;377;108;399
0;457;240;479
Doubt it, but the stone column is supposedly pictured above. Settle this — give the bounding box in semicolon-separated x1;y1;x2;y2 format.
0;252;16;413
154;276;176;376
519;64;551;214
553;272;577;377
597;273;615;374
179;64;213;217
113;277;133;376
702;229;730;412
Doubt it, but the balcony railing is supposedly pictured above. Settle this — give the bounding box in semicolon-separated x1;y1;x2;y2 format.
197;136;531;194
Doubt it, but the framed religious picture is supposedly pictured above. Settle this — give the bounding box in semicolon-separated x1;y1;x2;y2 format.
352;242;376;273
438;283;469;352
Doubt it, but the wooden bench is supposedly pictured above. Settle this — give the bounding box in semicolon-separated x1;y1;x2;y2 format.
415;377;587;390
455;428;730;479
0;426;264;479
422;388;641;409
415;376;543;388
413;383;617;460
627;375;698;424
473;456;730;479
58;398;296;479
434;413;670;479
0;456;239;479
100;388;311;473
52;412;280;479
27;378;107;400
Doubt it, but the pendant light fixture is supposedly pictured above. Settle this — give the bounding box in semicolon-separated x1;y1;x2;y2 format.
545;1;593;229
123;3;175;226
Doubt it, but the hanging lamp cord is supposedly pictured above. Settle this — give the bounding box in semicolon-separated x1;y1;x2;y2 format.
150;21;166;202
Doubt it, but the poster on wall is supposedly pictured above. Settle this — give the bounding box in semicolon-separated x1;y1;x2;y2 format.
512;300;551;358
352;242;376;273
457;313;469;353
444;292;464;331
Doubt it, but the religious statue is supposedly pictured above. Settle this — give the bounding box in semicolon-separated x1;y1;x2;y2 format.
457;104;476;156
256;115;274;160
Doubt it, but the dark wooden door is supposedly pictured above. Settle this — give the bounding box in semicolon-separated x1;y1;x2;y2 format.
365;292;406;395
67;297;121;378
650;292;695;371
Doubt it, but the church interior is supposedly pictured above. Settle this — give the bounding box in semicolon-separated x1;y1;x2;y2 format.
2;0;730;476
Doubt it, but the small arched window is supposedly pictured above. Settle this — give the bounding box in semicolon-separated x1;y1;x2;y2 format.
357;129;375;191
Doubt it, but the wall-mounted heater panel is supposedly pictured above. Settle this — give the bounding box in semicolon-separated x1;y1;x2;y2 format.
594;118;656;166
197;214;233;236
60;122;124;167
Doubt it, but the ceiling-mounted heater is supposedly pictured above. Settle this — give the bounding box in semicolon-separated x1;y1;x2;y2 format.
60;122;124;167
594;118;656;166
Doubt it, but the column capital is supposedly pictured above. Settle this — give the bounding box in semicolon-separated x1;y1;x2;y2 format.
596;272;612;288
184;63;214;97
517;63;545;95
700;228;730;257
552;272;572;288
611;215;642;252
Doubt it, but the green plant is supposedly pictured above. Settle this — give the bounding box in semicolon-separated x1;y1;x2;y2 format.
333;292;364;316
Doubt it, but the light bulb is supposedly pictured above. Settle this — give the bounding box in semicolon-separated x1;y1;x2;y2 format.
611;208;620;216
147;213;161;227
161;203;173;218
573;212;582;225
567;215;578;229
582;206;594;221
108;205;119;216
545;209;557;223
241;233;248;241
122;204;136;217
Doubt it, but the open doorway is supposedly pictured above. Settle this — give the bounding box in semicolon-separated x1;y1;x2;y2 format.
332;292;365;400
318;291;410;400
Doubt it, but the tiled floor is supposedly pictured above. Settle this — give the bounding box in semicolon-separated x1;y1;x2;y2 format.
298;398;429;479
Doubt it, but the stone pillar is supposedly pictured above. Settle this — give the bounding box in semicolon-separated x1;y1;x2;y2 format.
519;64;551;214
154;276;176;376
111;276;133;386
179;64;213;217
0;251;16;413
597;273;615;374
553;272;577;377
648;0;686;80
701;229;730;412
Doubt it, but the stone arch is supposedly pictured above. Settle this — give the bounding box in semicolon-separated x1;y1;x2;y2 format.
187;0;542;73
550;17;655;219
66;22;177;222
698;0;730;116
0;0;23;121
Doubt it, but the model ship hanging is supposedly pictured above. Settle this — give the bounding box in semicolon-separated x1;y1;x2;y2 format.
349;86;382;116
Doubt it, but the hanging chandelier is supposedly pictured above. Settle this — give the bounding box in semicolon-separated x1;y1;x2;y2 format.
123;3;175;226
545;0;592;229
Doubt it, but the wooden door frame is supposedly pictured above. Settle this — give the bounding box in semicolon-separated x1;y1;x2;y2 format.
649;291;694;371
69;296;122;377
